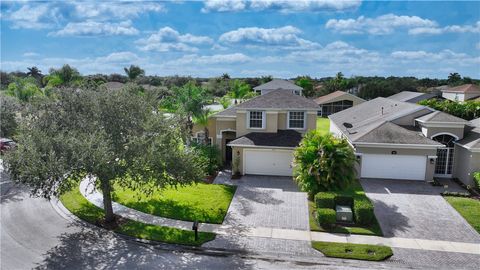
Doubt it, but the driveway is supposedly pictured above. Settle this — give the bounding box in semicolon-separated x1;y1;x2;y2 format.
360;179;480;243
216;175;310;231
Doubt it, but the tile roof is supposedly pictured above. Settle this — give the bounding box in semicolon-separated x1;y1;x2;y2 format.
388;91;437;103
442;84;480;94
228;130;303;148
253;79;303;91
313;90;365;105
415;111;469;124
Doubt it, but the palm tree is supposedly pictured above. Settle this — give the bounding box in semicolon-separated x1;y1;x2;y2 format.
227;79;251;104
27;66;42;79
193;108;212;145
124;65;145;81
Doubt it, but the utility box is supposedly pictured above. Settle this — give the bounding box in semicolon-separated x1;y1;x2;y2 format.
336;205;353;222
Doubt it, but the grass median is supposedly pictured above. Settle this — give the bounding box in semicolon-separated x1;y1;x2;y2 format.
60;185;216;246
312;241;393;261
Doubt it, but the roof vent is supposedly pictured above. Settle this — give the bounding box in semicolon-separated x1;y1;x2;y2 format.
381;107;384;115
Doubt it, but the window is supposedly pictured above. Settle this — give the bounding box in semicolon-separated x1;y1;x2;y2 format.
288;111;305;129
255;90;262;95
249;111;264;128
191;132;212;145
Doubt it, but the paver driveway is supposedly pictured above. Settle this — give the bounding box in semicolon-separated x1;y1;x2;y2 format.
216;175;309;231
360;179;480;243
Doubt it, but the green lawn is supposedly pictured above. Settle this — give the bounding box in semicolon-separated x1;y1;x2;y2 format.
316;117;330;135
312;241;393;261
60;185;216;246
308;180;383;236
444;196;480;233
112;182;236;224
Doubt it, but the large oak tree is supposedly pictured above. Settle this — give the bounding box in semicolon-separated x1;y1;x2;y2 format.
3;87;205;223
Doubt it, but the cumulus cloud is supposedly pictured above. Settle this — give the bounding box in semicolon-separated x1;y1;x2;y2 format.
72;2;165;20
202;0;361;13
4;4;62;29
219;26;319;49
50;20;139;36
136;27;213;52
409;21;480;35
326;13;437;35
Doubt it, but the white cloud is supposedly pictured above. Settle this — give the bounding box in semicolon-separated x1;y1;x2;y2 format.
219;26;319;49
5;4;61;29
409;21;480;35
171;53;252;65
326;13;437;35
391;50;480;66
71;2;165;20
23;52;40;58
50;20;139;36
202;0;361;13
136;27;213;52
95;52;140;63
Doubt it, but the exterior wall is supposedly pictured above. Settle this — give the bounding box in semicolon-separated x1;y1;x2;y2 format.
355;146;437;181
215;119;236;139
442;92;464;102
278;112;287;130
392;108;431;126
266;112;278;133
192;118;216;144
236;112;248;137
465;92;480;101
231;146;244;175
423;126;465;140
306;112;317;131
453;145;480;186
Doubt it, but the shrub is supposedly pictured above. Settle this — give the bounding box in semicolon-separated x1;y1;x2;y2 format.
293;131;357;195
335;194;354;208
317;208;336;228
315;192;336;209
474;172;480;190
353;198;375;226
191;143;221;176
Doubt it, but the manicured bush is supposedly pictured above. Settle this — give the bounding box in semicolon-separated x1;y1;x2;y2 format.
353;198;375;226
315;192;336;209
474;172;480;190
335;194;353;207
317;208;336;228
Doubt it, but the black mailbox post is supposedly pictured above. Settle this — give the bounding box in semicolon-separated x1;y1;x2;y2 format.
192;220;199;241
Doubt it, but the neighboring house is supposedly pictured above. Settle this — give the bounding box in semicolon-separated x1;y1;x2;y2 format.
314;91;365;116
329;97;479;186
441;84;480;102
388;91;438;103
253;79;303;96
192;90;319;176
102;81;125;90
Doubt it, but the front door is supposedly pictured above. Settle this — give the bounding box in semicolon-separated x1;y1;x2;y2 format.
225;139;233;164
433;134;456;177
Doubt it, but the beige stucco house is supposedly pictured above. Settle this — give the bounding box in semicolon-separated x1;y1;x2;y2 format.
441;84;480;102
192;89;319;176
329;97;480;186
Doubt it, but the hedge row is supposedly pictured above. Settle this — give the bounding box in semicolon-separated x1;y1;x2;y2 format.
317;208;336;228
314;192;374;226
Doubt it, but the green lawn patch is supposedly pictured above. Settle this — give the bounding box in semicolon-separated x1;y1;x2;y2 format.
312;241;393;261
60;185;216;246
112;182;236;224
308;180;383;236
444;196;480;233
316;117;330;135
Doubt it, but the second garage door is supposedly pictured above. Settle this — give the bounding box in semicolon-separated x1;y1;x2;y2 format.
361;154;427;180
244;149;294;176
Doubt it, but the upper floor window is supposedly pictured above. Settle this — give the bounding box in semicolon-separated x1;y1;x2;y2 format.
248;111;264;129
288;111;305;129
191;131;212;145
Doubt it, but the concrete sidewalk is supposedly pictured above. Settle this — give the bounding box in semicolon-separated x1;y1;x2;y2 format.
79;178;480;256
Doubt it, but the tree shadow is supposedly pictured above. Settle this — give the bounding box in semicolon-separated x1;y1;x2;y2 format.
34;226;252;270
0;183;30;204
370;199;410;238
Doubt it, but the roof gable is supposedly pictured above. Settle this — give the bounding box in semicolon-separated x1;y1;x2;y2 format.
355;121;441;145
253;79;303;91
416;111;468;124
443;84;480;94
314;91;365;105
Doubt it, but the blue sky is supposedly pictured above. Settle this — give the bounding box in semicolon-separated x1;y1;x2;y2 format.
1;0;479;78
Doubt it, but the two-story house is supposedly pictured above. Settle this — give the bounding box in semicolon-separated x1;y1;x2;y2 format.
192;90;319;176
253;79;303;96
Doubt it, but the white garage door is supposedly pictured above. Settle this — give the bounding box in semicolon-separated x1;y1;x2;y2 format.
244;149;294;176
361;154;426;180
